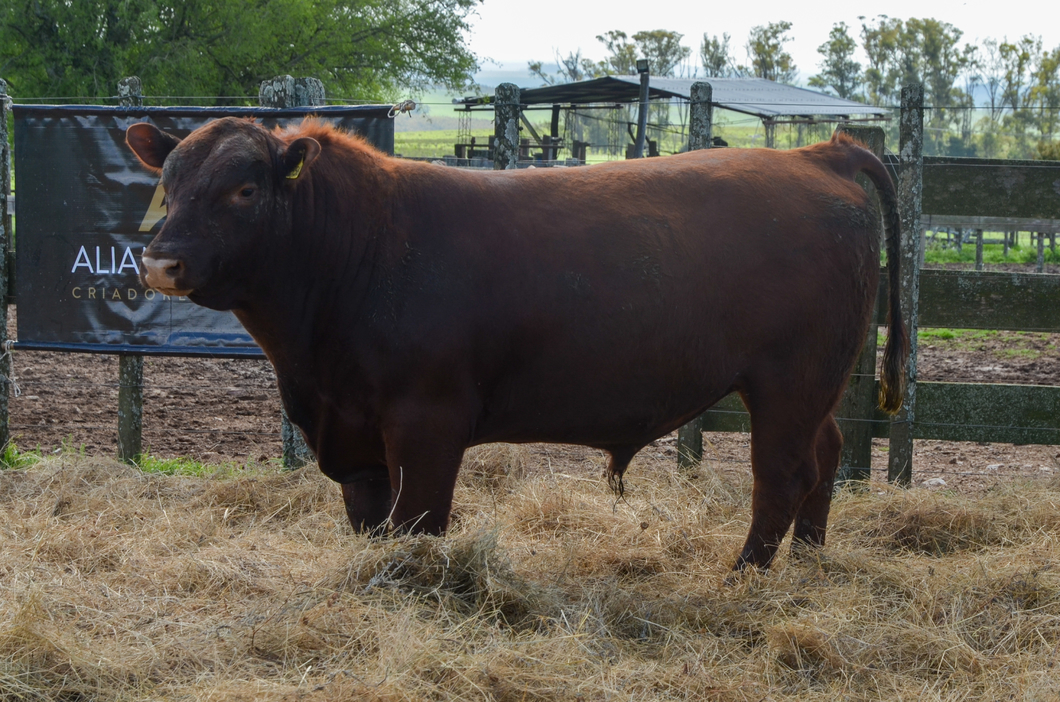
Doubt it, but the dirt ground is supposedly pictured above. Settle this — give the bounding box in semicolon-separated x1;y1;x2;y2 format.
6;267;1060;493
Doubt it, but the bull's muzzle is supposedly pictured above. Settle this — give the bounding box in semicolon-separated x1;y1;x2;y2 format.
141;255;194;296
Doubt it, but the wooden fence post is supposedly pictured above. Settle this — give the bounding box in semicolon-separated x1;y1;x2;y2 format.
117;77;145;464
493;83;520;170
260;75;320;469
0;78;11;455
835;125;886;485
1036;232;1045;273
674;81;715;469
975;229;984;271
887;84;924;486
117;355;143;462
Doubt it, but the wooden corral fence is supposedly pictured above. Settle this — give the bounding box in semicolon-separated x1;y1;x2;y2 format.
2;79;1059;486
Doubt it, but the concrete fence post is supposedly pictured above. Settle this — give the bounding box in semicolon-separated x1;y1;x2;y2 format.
260;76;321;469
117;77;145;464
259;76;325;108
887;84;925;486
835;125;886;485
493;83;520;170
688;82;713;152
118;76;143;107
673;81;717;469
0;78;11;456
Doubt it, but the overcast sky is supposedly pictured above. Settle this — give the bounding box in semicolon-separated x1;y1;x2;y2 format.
465;0;1060;85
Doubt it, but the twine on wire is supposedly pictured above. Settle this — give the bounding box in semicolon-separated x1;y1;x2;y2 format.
388;100;416;118
0;340;21;397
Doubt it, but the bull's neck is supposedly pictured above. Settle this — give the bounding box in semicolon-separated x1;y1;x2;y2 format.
235;149;398;379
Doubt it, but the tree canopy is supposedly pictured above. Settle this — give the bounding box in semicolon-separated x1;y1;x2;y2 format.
529;29;692;84
0;0;481;102
744;21;797;84
808;22;861;99
699;33;735;78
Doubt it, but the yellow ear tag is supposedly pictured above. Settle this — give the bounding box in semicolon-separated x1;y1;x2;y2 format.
286;156;305;180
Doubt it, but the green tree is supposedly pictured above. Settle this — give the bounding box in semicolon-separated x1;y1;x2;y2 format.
1037;140;1060;159
0;0;480;102
744;21;796;84
0;0;156;97
631;30;691;77
999;35;1041;151
596;30;639;75
979;39;1006;122
528;50;609;86
699;33;734;77
595;29;692;77
1030;45;1060;141
859;15;902;105
999;36;1040;114
809;22;862;99
908;19;969;107
904;19;973;153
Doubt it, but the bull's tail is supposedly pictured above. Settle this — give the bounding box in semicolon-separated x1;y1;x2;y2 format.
850;140;908;414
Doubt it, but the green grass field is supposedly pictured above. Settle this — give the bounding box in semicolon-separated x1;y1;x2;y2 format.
393;116;770;160
922;236;1059;266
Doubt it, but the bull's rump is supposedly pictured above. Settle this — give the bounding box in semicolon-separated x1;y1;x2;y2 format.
385;145;881;446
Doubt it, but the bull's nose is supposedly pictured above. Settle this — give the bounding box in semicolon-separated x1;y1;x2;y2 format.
141;255;193;295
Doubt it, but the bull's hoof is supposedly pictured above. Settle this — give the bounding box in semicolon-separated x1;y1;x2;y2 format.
341;478;393;533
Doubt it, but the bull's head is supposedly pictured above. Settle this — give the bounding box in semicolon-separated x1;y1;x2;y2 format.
125;118;320;310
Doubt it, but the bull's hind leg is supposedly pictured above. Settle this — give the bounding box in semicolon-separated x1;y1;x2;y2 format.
791;415;843;551
735;389;835;570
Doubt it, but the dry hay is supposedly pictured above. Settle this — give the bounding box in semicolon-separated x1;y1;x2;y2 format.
0;449;1058;700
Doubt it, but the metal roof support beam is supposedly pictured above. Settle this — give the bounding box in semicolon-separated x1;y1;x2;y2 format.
633;61;650;158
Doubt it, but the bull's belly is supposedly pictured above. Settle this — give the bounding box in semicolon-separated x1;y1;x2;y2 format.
470;370;737;448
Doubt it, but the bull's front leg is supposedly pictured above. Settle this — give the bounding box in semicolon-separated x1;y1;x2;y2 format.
382;406;469;535
340;471;393;533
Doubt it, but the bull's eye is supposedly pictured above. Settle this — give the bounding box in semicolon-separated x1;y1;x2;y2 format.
240;187;256;198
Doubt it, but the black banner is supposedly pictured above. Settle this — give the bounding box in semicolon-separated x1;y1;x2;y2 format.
13;104;394;356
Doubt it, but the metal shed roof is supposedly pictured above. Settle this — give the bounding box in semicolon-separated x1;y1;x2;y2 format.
459;76;889;120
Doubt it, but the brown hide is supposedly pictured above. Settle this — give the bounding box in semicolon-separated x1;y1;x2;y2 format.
127;118;906;569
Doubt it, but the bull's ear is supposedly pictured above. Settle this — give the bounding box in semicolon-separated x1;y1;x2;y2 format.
126;123;181;171
281;137;321;181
